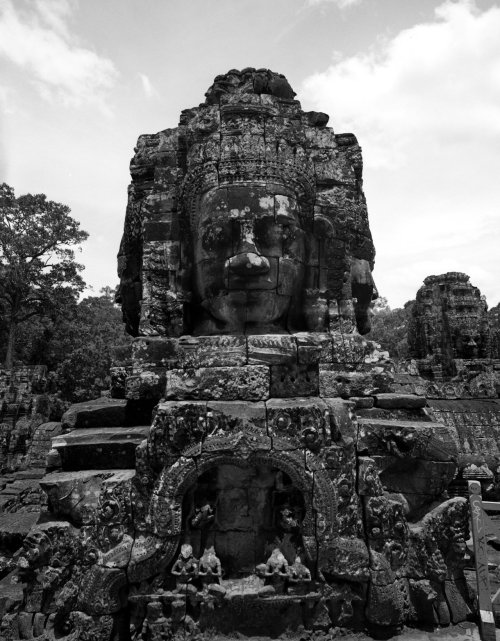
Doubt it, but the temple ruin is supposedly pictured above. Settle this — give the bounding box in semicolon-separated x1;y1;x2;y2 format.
0;69;489;640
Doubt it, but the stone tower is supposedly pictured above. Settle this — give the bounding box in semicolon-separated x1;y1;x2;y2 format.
1;70;473;640
408;272;491;377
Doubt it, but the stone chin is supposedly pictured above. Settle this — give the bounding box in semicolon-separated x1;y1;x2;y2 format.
199;290;295;334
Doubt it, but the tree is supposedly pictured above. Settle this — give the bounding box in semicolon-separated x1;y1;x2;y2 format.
0;183;88;367
368;297;414;359
53;289;132;402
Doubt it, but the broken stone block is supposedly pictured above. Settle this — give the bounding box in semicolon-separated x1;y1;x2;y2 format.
319;369;378;398
371;455;456;504
61;398;129;431
357;418;458;462
52;426;149;470
318;537;370;582
41;469;135;524
295;332;333;363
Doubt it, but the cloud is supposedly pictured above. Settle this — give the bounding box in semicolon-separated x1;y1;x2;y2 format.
305;0;361;8
0;0;118;111
139;72;159;99
302;0;500;168
300;0;500;307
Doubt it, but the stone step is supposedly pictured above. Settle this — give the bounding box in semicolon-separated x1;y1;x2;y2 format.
52;426;149;470
61;397;129;430
373;393;427;409
357;417;458;461
0;512;39;537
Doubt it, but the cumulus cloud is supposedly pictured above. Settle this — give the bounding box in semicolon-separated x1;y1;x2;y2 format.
302;0;500;168
300;0;500;307
0;0;118;111
139;73;159;99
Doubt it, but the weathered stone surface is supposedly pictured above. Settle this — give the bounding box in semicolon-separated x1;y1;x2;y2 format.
41;469;135;524
374;393;427;409
319;368;393;398
166;365;269;400
247;334;296;365
25;421;62;468
207;400;267;434
52;426;149;469
0;512;39;537
125;369;165;401
318;537;370;582
61;398;128;430
358;418;458;462
351;396;374;409
370;454;456;515
270;362;319;397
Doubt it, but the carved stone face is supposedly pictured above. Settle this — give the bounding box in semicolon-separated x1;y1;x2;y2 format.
193;185;305;333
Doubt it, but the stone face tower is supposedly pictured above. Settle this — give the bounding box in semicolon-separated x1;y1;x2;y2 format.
408;272;491;375
117;68;377;339
1;70;472;640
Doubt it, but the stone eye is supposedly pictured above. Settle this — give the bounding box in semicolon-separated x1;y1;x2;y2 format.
201;223;231;249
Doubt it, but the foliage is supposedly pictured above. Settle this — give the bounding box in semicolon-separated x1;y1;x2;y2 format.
368;297;414;359
53;289;132;402
0;183;88;367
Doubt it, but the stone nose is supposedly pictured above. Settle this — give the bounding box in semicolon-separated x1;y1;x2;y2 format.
227;252;270;277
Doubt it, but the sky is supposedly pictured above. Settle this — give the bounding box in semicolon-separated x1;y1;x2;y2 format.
0;0;499;309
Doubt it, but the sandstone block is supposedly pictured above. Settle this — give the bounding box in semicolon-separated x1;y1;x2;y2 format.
0;512;39;538
266;397;328;449
357;418;458;462
318;537;370;582
166;366;269;401
270;363;319;397
319;369;377;398
52;426;149;470
61;398;128;431
247;334;296;365
374;393;427;410
322;397;356;441
125;369;166;401
370;455;456;514
177;335;247;367
351;396;374;410
207;400;267;433
41;469;135;524
294;332;333;363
